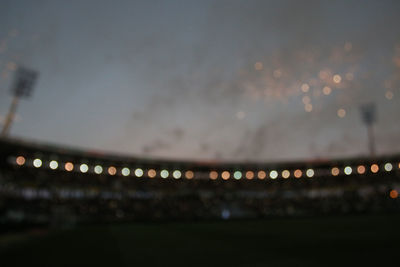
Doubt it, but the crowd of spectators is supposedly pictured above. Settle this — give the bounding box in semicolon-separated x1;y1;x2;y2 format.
1;163;399;229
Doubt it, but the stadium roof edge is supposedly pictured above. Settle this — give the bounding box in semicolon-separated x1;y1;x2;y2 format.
1;137;399;169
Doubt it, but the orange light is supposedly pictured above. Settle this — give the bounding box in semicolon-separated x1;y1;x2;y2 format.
108;166;117;176
246;171;255;180
16;156;25;166
305;104;313;112
337;108;346;118
331;167;340;176
357;165;366;174
209;171;218;180
301;83;310;92
185;170;194;179
371;164;379;173
148;169;156;178
65;162;74;172
257;171;266;179
322;86;331;95
294;169;302;178
333;74;342;83
254;62;263;71
221;171;230;180
390;190;398;199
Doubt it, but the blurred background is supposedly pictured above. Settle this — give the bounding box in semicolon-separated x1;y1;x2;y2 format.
1;0;400;266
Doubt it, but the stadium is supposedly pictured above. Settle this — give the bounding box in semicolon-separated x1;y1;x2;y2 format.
1;137;400;266
2;0;400;266
1;138;400;225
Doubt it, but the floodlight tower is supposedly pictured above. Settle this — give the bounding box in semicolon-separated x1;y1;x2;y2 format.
360;103;377;156
1;66;38;137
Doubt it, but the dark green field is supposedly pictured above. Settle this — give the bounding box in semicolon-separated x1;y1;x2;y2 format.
1;215;399;266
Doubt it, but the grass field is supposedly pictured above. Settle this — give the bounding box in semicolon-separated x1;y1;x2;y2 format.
1;215;399;266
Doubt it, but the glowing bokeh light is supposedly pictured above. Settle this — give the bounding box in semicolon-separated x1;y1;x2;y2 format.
65;162;74;172
49;160;58;170
254;62;263;71
333;74;342;83
94;165;103;174
322;86;331;95
294;169;302;178
246;171;255;180
390;189;398;199
185;170;194;179
209;171;218;180
233;171;242;180
301;83;310;92
344;166;352;175
357;165;365;174
121;167;130;176
148;169;156;178
371;164;379;173
282;170;290;179
384;163;393;172
108;166;117;176
306;169;314;178
172;170;182;179
16;156;25;166
80;164;89;173
337;108;346;118
33;158;42;168
305;104;313;112
269;170;278;179
221;171;230;180
385;91;393;100
160;169;169;178
257;171;266;179
134;168;143;177
331;167;339;176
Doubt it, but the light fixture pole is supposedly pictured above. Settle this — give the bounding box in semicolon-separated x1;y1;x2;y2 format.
360;103;377;156
1;66;38;137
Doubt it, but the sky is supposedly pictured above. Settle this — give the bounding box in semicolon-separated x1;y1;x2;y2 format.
1;0;400;162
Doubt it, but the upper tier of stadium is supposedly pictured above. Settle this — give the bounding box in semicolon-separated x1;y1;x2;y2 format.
1;137;399;181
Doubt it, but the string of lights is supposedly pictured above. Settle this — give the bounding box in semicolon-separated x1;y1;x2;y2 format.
11;154;399;180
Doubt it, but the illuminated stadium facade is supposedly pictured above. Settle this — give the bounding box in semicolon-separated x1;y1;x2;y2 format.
1;138;400;226
3;138;399;181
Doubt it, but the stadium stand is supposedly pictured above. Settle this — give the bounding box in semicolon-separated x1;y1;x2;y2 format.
1;138;400;229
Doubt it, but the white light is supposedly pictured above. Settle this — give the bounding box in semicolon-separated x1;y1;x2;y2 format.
49;160;58;170
234;171;242;180
33;158;42;168
160;170;169;178
269;170;278;179
134;168;143;177
94;165;103;174
80;164;89;173
306;169;314;178
172;170;181;179
384;163;393;172
122;167;130;176
344;166;352;175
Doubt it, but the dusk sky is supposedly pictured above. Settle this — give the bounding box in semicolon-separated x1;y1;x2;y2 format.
1;0;400;162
